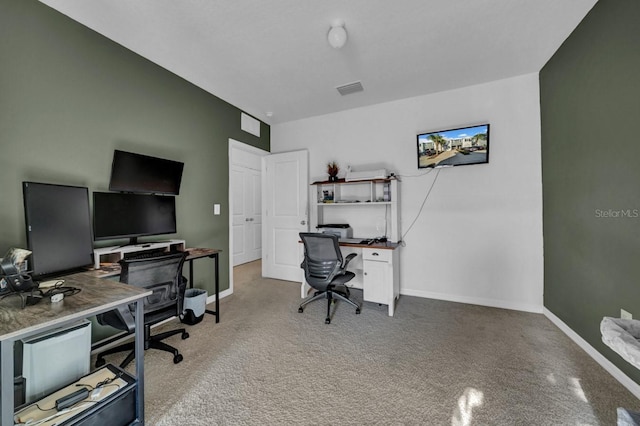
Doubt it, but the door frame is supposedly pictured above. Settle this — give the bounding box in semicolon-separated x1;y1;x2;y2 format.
228;139;268;294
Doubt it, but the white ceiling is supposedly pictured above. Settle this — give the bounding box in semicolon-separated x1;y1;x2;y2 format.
39;0;597;125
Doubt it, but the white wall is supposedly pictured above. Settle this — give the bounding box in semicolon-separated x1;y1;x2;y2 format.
272;73;543;313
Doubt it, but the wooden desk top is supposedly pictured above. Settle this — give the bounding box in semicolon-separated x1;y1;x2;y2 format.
185;247;222;260
299;239;400;250
0;272;150;341
338;241;400;250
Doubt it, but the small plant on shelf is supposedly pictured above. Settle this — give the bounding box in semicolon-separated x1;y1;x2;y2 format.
327;161;339;181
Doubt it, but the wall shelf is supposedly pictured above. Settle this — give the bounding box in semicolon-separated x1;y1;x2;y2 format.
311;178;400;242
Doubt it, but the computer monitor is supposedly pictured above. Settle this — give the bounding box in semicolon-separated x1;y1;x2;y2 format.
109;150;184;195
93;192;177;246
22;182;94;279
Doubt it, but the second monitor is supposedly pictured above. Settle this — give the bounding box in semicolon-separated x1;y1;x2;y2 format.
93;192;177;246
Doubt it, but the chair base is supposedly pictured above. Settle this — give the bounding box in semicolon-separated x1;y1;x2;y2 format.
298;287;360;324
95;326;189;369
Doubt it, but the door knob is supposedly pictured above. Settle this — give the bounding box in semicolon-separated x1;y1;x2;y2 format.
300;220;306;225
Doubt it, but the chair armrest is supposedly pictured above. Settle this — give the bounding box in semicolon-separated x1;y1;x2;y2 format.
343;253;357;270
114;305;136;333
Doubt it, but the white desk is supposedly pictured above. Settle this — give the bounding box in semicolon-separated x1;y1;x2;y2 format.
0;272;150;425
300;241;400;316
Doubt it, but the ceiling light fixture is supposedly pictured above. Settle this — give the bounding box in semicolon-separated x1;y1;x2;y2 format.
327;22;347;49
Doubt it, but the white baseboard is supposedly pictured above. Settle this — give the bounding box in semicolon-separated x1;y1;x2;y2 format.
207;288;232;305
400;289;543;314
544;308;640;399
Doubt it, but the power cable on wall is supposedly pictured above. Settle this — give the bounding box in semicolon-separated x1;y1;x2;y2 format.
398;167;441;244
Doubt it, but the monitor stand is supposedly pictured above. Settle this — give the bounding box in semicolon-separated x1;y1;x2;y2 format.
113;237;140;250
93;239;186;270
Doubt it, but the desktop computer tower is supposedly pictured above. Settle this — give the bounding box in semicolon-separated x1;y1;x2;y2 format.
21;320;91;404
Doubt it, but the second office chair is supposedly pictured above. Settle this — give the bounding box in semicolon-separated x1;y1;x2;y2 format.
298;232;360;324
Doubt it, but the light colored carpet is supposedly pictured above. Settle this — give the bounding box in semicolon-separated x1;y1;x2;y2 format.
121;260;639;425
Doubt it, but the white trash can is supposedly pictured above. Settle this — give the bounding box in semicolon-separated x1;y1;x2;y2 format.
180;288;208;325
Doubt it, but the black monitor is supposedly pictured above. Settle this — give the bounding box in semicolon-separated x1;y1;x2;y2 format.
109;150;184;195
22;182;94;278
93;192;177;246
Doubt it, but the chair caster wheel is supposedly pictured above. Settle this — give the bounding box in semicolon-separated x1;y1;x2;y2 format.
182;332;189;340
298;307;304;313
173;354;183;364
95;358;105;368
325;318;331;324
356;308;361;314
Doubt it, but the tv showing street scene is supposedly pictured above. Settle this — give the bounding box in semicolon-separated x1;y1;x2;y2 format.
417;124;490;169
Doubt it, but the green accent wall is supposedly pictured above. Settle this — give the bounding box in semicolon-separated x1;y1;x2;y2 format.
0;0;270;302
541;0;640;382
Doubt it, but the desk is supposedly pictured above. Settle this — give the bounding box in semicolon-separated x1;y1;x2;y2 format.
0;272;150;425
87;248;223;323
300;241;400;316
185;248;222;323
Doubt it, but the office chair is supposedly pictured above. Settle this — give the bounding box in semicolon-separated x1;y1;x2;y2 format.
299;232;360;324
95;251;190;369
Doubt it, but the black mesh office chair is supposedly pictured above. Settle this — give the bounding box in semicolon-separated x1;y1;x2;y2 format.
299;232;360;324
95;251;189;368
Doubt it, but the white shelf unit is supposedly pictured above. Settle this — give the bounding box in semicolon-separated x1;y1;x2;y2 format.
92;239;185;269
310;178;400;242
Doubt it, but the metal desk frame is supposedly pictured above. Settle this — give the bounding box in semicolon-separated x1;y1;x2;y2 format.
185;248;221;323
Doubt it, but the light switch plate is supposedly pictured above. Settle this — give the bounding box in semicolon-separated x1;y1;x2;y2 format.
621;309;633;320
214;204;221;215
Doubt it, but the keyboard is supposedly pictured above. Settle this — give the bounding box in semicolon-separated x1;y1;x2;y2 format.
123;249;169;260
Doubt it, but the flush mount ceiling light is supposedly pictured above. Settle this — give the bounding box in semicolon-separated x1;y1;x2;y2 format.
327;22;348;49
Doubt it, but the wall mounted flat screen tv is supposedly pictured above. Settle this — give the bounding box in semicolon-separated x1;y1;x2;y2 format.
109;149;184;195
23;182;94;278
93;192;177;245
417;124;490;169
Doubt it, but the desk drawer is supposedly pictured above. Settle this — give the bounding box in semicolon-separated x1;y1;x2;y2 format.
362;248;392;262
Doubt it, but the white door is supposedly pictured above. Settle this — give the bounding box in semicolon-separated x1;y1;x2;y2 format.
232;165;262;265
229;139;268;293
262;150;309;281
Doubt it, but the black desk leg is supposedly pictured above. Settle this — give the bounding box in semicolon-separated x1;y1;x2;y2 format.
189;259;194;290
205;253;219;323
188;254;220;323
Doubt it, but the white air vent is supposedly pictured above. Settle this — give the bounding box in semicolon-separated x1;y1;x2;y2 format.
241;113;260;137
336;81;364;96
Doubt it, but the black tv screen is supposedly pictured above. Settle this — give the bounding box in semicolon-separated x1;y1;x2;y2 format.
417;123;490;168
22;182;94;278
93;192;177;245
109;150;184;195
